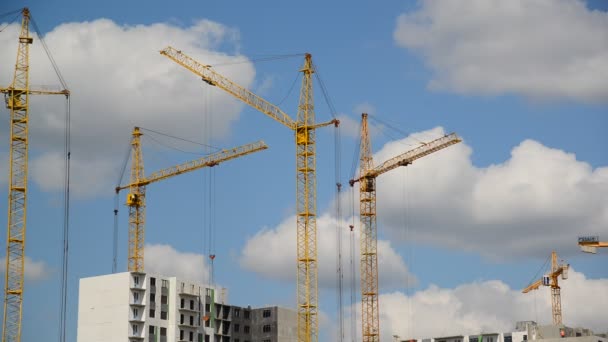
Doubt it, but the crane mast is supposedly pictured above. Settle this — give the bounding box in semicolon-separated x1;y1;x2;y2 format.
161;47;338;342
522;251;569;325
116;127;268;272
1;8;69;342
350;113;461;342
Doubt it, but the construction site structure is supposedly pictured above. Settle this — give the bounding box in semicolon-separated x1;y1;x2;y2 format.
116;127;268;272
578;236;608;254
522;251;569;325
1;8;69;342
349;113;461;342
77;271;299;341
160;46;339;342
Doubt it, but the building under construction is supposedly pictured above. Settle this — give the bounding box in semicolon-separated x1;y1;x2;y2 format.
77;272;297;342
395;321;607;342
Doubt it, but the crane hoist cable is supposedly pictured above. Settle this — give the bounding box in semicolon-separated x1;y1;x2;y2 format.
1;7;70;342
0;10;22;32
161;46;340;342
208;53;305;67
334;118;344;342
350;114;461;342
349;186;358;342
313;60;346;341
140;126;222;152
59;95;71;342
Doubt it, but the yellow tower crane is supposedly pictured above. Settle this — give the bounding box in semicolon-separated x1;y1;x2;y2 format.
1;8;69;342
115;127;268;272
522;251;569;325
349;113;461;342
578;236;608;254
160;46;338;342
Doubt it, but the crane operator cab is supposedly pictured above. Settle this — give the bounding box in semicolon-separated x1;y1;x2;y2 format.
126;193;141;206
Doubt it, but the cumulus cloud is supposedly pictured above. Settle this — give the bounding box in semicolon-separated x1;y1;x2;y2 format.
352;127;608;258
0;256;51;282
0;18;256;197
394;0;608;102
240;214;416;289
341;268;608;341
145;244;209;284
240;126;606;288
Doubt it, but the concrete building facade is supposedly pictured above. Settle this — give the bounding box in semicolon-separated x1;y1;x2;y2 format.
397;321;606;342
77;272;296;342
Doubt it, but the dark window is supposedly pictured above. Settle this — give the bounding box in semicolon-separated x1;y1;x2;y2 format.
149;309;155;318
234;324;240;332
161;279;169;288
190;315;194;326
263;309;271;318
244;310;250;319
523;335;527;341
205;303;210;312
505;337;512;342
150;293;155;303
190;300;194;310
234;308;240;317
149;326;155;334
160;327;167;336
244;326;250;333
263;325;271;333
263;340;270;342
180;314;184;324
150;277;156;286
133;275;139;285
181;298;185;308
161;295;168;305
160;311;167;320
180;330;184;340
198;333;203;342
189;331;193;341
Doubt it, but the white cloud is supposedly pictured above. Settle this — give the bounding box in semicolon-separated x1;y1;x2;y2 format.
145;244;209;284
338;111;383;140
0;256;51;282
394;0;608;102
355;127;608;258
342;269;608;341
0;18;256;197
240;214;416;289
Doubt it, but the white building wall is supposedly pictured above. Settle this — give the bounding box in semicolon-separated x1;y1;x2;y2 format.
79;272;244;342
511;331;527;342
77;272;130;342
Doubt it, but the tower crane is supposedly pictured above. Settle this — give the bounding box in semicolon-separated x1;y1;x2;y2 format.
115;127;268;272
522;251;569;325
160;46;338;342
1;8;69;342
578;236;608;254
349;113;461;342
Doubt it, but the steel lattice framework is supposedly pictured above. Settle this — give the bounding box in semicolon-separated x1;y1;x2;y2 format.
116;127;268;272
350;113;461;342
161;47;338;342
295;55;318;342
1;8;69;342
522;251;569;325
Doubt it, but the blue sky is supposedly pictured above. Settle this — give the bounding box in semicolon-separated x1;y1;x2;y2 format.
1;0;607;341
